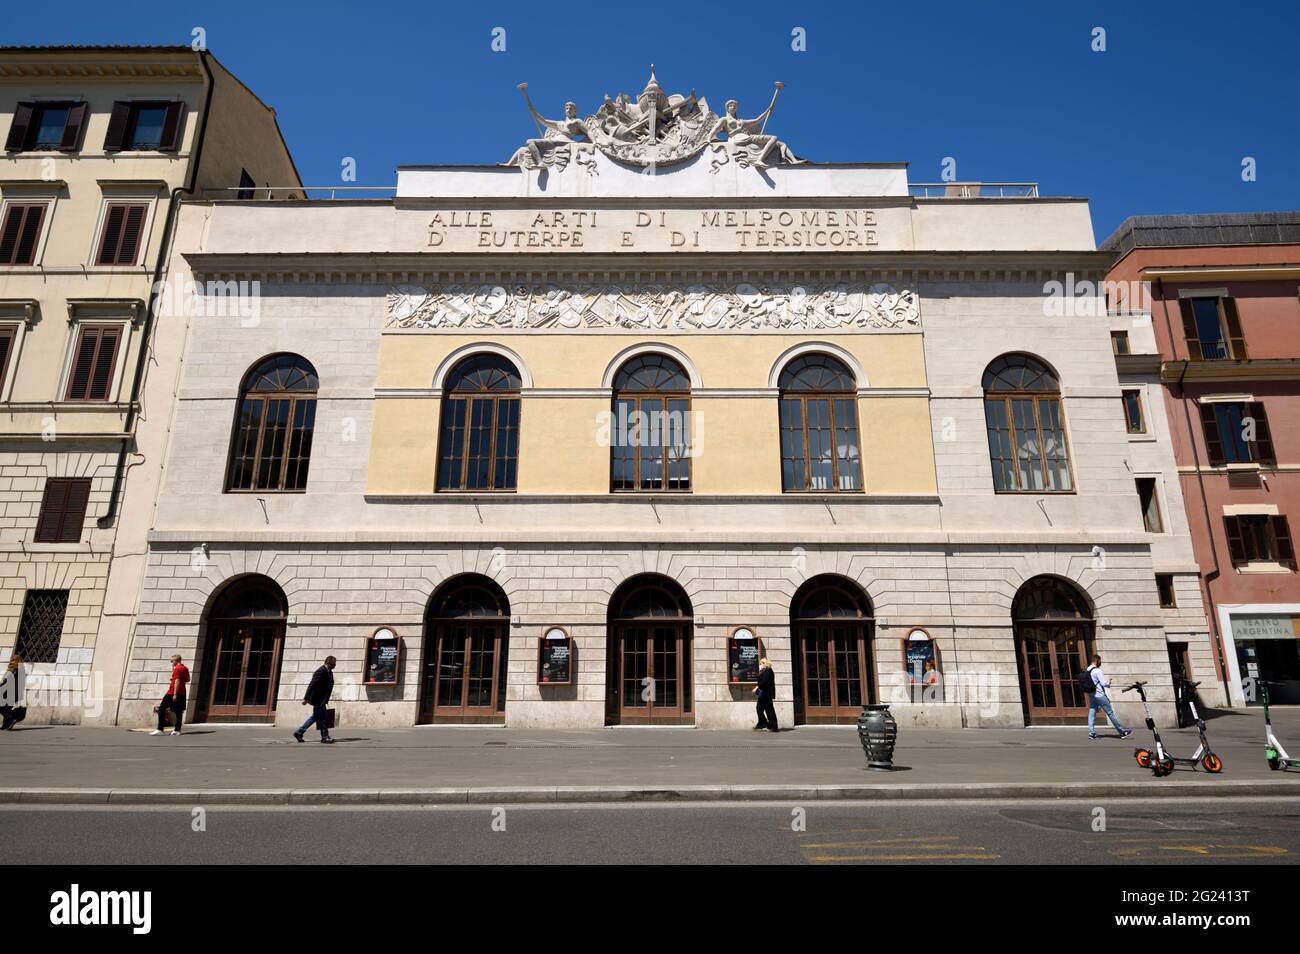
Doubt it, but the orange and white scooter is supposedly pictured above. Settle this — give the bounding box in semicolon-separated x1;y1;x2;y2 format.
1123;680;1223;777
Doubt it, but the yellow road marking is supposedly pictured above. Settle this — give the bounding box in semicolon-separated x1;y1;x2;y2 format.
807;852;999;862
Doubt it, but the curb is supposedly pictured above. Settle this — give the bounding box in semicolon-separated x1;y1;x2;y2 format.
1;778;1296;806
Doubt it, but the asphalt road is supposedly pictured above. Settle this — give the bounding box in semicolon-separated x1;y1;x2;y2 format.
4;797;1298;865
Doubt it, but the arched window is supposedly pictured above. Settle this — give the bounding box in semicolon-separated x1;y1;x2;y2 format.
437;354;521;492
611;354;691;492
778;354;862;492
983;354;1072;493
1012;575;1094;724
791;576;874;723
227;354;318;492
199;575;289;722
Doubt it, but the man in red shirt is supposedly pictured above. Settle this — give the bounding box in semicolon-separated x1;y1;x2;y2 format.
151;654;190;737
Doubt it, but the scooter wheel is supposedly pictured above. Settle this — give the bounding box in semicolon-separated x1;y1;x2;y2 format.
1201;753;1223;774
1153;757;1174;777
1267;757;1281;771
1135;749;1151;767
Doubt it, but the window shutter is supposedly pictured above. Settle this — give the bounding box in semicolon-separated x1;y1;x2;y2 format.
1273;517;1296;569
88;326;121;399
1222;297;1247;359
1178;298;1202;360
103;102;131;152
1248;401;1275;465
159;102;185;152
57;102;88;151
97;204;125;264
34;479;70;543
5;102;34;151
14;204;45;265
1198;403;1226;466
0;204;23;263
1223;516;1247;566
0;326;16;386
116;204;146;263
66;327;102;400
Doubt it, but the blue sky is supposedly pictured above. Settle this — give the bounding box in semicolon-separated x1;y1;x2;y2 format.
7;0;1298;241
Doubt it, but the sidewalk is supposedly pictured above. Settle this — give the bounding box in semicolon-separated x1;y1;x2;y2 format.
2;707;1298;804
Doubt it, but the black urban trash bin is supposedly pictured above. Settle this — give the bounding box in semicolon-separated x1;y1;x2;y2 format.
856;704;898;770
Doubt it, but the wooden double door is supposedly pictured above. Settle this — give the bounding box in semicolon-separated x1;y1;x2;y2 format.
608;622;692;725
793;620;873;724
1015;622;1094;724
200;619;285;722
420;620;508;723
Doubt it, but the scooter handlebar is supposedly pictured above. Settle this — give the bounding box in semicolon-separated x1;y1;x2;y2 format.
1122;681;1147;693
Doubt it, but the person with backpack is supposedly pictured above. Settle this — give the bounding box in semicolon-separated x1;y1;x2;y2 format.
1082;653;1133;740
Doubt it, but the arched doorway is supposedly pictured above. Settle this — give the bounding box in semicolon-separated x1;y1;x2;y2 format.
606;575;693;725
791;576;874;724
1013;576;1095;725
420;576;510;724
197;576;288;723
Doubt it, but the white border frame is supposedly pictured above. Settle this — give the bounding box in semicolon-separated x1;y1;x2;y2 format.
85;191;159;268
55;317;135;404
0;194;58;267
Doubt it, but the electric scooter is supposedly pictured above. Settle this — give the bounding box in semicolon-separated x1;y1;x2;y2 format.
1260;680;1300;771
1123;680;1223;776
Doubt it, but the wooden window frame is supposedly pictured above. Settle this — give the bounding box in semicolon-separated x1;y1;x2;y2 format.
62;322;125;402
34;477;92;544
1199;401;1275;467
225;356;318;494
1121;388;1146;434
104;101;185;153
1137;477;1164;533
0;199;51;266
4;101;87;153
779;392;864;493
0;322;19;399
610;357;692;494
94;200;151;266
1180;295;1247;362
1110;331;1131;355
984;391;1075;494
1224;514;1296;569
436;392;520;492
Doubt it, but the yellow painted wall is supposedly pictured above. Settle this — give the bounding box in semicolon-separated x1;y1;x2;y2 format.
366;398;439;494
691;396;782;493
859;396;937;494
378;332;926;390
369;331;937;496
519;396;608;493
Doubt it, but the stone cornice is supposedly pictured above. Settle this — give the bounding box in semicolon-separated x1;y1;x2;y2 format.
184;249;1111;284
146;528;1155;547
1161;358;1300;383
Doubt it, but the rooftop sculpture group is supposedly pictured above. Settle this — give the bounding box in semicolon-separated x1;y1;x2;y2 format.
506;67;805;174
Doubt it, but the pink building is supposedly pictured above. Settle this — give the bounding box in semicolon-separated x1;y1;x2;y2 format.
1105;213;1300;705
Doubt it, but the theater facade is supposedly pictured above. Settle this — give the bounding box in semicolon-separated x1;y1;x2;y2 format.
120;72;1205;729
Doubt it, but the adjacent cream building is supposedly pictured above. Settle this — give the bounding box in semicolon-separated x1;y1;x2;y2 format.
117;71;1203;729
0;46;300;723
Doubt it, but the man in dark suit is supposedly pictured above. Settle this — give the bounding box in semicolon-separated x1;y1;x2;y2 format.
753;656;779;732
294;656;337;743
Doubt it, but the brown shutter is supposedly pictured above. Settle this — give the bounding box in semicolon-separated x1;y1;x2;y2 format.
34;479;69;543
1273;517;1296;569
5;102;34;151
96;204;125;264
159;102;185;152
0;326;16;385
13;204;45;265
115;204;146;264
1178;298;1202;360
103;102;131;152
58;102;88;151
59;479;91;541
1248;401;1275;465
87;326;121;399
1222;297;1247;359
66;327;102;400
1223;516;1247;566
0;204;23;263
1198;403;1226;466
